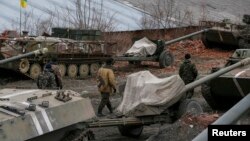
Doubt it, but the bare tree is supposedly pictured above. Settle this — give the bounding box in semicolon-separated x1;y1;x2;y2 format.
138;0;196;30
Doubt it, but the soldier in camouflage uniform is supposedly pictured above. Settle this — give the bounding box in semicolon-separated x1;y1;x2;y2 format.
179;53;198;98
37;64;57;90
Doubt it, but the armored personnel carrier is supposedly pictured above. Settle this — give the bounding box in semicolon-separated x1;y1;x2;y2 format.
0;36;115;79
200;14;250;49
0;89;95;141
201;49;250;110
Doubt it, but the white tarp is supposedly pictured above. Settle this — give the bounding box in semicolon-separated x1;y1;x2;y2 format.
125;37;157;56
116;71;185;115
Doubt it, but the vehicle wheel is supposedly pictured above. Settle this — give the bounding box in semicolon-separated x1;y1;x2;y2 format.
67;64;78;78
201;83;221;110
159;50;174;68
29;63;42;79
118;125;143;137
19;59;30;73
79;64;89;78
177;99;203;118
201;33;212;48
90;63;100;76
58;64;66;77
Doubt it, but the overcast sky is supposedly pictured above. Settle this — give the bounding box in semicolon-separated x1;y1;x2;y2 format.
0;0;143;32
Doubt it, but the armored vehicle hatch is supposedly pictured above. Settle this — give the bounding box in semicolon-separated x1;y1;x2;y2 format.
0;89;95;141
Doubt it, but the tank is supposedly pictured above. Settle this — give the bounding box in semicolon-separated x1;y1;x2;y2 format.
201;49;250;110
0;36;114;79
0;88;95;141
200;14;250;49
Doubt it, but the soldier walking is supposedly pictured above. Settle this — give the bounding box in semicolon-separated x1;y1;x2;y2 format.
179;53;198;98
97;60;116;117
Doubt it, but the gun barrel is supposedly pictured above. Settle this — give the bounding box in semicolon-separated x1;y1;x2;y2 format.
182;57;250;94
165;29;210;45
0;48;48;65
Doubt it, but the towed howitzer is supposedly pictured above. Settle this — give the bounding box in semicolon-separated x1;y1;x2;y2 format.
113;29;210;68
0;48;48;68
87;57;250;138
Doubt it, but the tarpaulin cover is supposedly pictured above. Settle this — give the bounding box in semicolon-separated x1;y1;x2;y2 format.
116;71;185;115
125;37;157;56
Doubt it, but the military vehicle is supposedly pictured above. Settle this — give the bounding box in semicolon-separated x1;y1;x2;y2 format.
201;49;250;110
200;14;250;49
0;89;96;141
0;56;249;140
0;36;115;79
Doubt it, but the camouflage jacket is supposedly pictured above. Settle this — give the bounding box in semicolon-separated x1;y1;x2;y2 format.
51;64;63;89
97;67;116;94
179;59;198;84
37;70;57;89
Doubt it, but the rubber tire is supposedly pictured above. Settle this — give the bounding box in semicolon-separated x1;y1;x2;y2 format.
67;64;78;78
118;125;143;137
79;64;89;78
90;63;100;75
29;63;42;79
177;99;203;118
201;33;212;48
19;59;30;73
159;50;174;68
201;83;221;110
58;64;66;77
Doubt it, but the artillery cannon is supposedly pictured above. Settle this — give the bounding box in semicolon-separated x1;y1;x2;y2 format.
88;57;250;137
113;29;210;68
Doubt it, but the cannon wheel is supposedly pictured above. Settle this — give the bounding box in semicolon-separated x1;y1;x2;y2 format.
59;64;66;77
177;99;203;118
29;63;42;79
19;59;30;73
79;64;89;78
159;50;174;68
118;125;143;137
201;83;221;110
90;63;100;76
67;64;78;78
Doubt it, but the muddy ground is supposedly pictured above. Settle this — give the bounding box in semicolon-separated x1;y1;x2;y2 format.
0;40;237;140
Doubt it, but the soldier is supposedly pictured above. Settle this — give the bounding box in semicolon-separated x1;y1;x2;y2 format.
179;53;198;98
97;60;116;117
47;57;63;89
37;64;57;90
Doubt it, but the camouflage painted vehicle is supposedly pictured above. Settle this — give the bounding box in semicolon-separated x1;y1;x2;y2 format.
0;89;95;141
0;36;115;79
200;14;250;49
201;49;250;110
